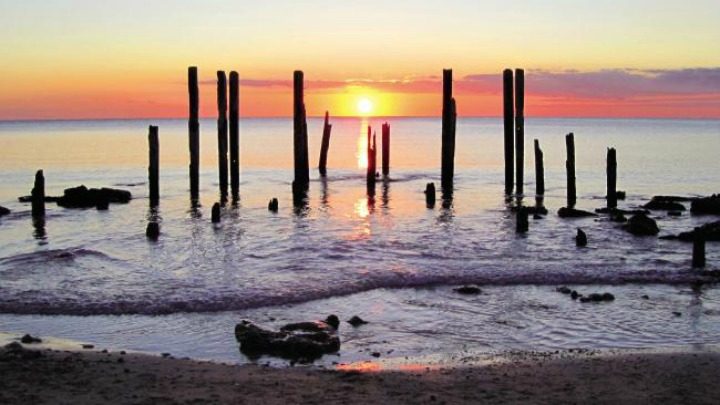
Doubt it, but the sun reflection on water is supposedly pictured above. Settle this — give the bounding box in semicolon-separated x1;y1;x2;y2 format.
357;118;369;169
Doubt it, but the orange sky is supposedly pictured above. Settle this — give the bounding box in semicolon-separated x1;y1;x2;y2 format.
1;1;719;120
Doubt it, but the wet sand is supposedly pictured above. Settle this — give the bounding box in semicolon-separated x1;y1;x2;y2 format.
2;343;720;404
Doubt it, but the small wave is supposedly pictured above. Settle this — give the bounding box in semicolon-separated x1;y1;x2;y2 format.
0;247;118;266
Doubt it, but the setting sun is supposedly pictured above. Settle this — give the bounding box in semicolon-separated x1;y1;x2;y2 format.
357;98;374;116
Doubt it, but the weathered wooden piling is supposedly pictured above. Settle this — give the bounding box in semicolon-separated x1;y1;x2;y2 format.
565;133;576;208
217;71;229;201
366;127;377;190
534;139;544;196
382;122;390;176
229;71;240;200
211;202;221;223
146;222;160;240
515;69;525;195
516;208;529;233
503;69;514;194
31;170;45;217
318;111;332;176
607;147;617;209
693;230;706;268
441;69;456;190
425;183;436;208
148;126;159;207
188;67;200;201
268;198;279;212
293;70;310;194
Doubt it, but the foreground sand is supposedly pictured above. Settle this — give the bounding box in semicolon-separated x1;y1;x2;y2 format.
2;343;720;404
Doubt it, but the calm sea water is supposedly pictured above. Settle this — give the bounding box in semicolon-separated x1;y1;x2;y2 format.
0;117;719;366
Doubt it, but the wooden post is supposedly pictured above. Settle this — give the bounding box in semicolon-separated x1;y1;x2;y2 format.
515;69;525;195
503;69;514;195
382;122;390;176
565;133;577;208
31;169;45;217
293;70;310;192
441;69;456;190
148;126;159;207
146;222;160;240
693;230;706;268
607;147;617;209
268;198;279;212
318;111;332;176
366;127;376;190
217;71;229;201
211;202;221;223
229;71;240;201
534;139;544;196
516;208;529;233
188;67;200;201
425;183;436;208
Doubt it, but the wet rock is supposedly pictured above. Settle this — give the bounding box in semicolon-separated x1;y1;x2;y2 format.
56;185;131;208
668;211;682;217
691;195;720;215
579;292;615;303
268;198;279;212
558;207;597;218
5;341;23;351
82;344;94;349
453;285;482;295
641;295;649;300
643;196;686;211
623;213;659;236
235;318;340;361
664;220;720;242
576;228;588;247
0;206;10;216
347;316;368;327
571;291;580;300
672;312;682;317
616;191;626;200
20;334;42;344
371;352;381;358
281;315;340;333
556;286;572;294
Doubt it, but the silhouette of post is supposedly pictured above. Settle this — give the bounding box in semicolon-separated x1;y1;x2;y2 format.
382;122;390;177
366;126;376;190
425;182;436;208
607;147;617;209
318;111;332;177
148;126;159;207
188;67;200;201
515;69;525;195
503;69;514;195
693;230;705;268
566;133;576;208
31;170;45;217
229;71;240;201
217;71;229;201
441;69;456;190
211;202;221;223
534;139;544;196
293;70;309;194
516;208;529;233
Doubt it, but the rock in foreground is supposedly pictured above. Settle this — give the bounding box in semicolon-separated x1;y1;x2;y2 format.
692;195;720;215
235;317;340;362
56;186;132;208
623;213;659;236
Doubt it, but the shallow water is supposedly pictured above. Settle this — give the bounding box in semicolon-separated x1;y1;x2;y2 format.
0;117;719;364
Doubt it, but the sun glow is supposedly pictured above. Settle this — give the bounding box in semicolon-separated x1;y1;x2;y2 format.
357;98;374;116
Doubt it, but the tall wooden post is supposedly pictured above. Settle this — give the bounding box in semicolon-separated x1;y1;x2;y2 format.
148;126;159;207
188;67;200;201
607;147;617;209
534;139;544;196
382;122;390;177
31;170;45;217
217;71;229;201
441;69;456;190
566;133;576;208
229;71;240;201
366;126;376;190
293;70;309;193
515;69;525;195
318;111;332;176
503;69;514;195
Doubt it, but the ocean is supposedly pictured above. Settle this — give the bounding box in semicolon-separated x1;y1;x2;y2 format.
1;117;719;368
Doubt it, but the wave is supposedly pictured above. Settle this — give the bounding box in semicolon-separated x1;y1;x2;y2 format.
0;247;118;267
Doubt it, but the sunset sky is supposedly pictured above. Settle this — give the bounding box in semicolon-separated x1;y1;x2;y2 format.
1;0;719;120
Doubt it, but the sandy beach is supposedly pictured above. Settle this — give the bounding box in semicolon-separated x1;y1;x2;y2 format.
2;341;719;404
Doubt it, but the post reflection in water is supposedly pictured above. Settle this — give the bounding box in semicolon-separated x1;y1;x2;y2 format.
32;216;46;241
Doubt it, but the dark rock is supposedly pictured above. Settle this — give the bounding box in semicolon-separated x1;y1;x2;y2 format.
579;292;615;303
371;352;381;358
672;312;682;317
649;195;693;202
668;211;682;217
146;222;160;240
576;228;588;247
669;220;720;242
211;202;221;223
20;334;42;344
616;191;626;200
643;196;686;211
610;212;628;223
533;214;543;220
623;213;659;236
511;205;548;215
5;341;23;351
0;206;10;217
691;195;720;215
556;286;572;294
281;315;340;332
595;207;648;216
235;319;340;361
641;295;649;300
571;291;580;300
453;285;482;295
161;352;171;358
96;199;109;210
558;207;597;218
268;198;279;212
347;316;368;327
56;186;131;208
82;344;94;349
18;195;60;203
602;293;615;301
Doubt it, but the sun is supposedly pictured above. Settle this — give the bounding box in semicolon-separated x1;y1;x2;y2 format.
357;98;374;116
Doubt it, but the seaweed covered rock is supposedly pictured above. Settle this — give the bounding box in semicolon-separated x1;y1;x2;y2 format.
691;195;720;215
623;213;659;236
235;316;340;361
642;196;687;211
558;207;597;218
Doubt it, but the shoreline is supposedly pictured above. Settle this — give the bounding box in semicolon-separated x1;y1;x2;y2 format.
2;340;720;404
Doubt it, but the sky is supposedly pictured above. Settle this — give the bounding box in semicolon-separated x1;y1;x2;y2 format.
0;0;719;119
